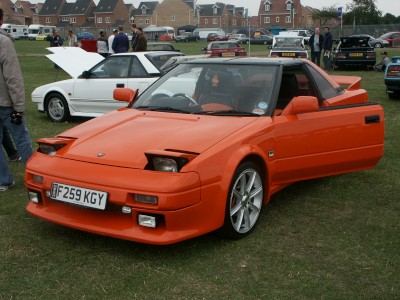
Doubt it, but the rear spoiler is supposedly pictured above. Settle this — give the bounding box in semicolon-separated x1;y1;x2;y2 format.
331;75;361;90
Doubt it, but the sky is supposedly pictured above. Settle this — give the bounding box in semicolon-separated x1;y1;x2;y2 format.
29;0;400;17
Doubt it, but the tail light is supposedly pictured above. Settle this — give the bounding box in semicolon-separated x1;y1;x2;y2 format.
387;65;400;77
298;52;307;58
336;53;347;59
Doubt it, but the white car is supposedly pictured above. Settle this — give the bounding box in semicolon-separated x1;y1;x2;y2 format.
269;32;308;59
32;47;184;122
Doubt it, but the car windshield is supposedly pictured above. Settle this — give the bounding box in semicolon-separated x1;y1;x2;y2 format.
274;37;303;48
133;62;278;116
145;53;183;69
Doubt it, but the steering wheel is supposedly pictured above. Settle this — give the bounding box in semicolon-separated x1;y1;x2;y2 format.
173;93;198;105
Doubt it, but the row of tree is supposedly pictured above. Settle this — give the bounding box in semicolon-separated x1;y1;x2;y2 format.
312;0;400;26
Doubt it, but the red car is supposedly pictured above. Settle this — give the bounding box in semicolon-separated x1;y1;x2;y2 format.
26;58;384;245
378;32;400;47
202;41;247;58
207;33;228;42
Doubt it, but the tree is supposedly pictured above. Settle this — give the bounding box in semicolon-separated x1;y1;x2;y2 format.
311;5;338;27
344;0;382;25
381;13;398;24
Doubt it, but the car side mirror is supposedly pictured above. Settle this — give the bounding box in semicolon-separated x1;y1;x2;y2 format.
280;96;319;116
113;88;137;103
81;70;91;78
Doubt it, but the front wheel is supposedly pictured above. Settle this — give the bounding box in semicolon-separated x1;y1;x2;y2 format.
45;93;70;122
374;43;382;48
219;162;264;239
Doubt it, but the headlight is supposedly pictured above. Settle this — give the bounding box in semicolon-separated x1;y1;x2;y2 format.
145;151;196;172
153;157;178;172
38;143;66;156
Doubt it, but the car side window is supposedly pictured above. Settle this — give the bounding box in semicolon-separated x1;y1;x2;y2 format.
91;56;130;78
129;56;148;77
305;65;339;100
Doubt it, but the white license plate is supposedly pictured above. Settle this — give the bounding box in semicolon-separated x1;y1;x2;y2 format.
50;182;107;210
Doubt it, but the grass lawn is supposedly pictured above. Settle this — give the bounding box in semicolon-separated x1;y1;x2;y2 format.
0;41;399;299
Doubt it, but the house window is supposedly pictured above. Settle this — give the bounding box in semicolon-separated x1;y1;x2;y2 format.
139;19;144;25
213;6;218;14
285;16;291;23
265;4;270;11
142;8;146;14
232;19;236;26
171;16;176;22
145;19;150;24
213;18;218;25
105;17;111;23
286;1;292;11
264;17;270;23
70;17;76;24
97;17;102;23
276;16;279;22
46;17;51;23
62;17;68;21
205;18;208;24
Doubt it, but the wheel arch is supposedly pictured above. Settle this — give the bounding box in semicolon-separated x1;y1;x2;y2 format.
43;89;71;109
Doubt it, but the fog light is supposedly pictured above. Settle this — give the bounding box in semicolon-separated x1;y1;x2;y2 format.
138;214;156;228
122;206;132;214
28;191;41;203
33;175;44;184
134;194;158;205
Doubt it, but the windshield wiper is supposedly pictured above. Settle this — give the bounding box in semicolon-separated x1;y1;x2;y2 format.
135;106;190;114
193;110;260;116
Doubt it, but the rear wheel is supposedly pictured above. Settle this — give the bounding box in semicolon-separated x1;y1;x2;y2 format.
45;93;70;122
374;43;382;48
219;162;264;239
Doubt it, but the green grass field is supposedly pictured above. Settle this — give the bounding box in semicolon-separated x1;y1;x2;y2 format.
1;41;399;299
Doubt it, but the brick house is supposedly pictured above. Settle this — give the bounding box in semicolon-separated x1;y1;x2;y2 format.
12;0;41;25
153;0;197;28
132;1;158;28
258;0;305;28
197;3;228;28
38;0;66;26
56;0;96;28
94;0;130;29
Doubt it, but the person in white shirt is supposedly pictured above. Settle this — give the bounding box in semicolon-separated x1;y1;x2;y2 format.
108;29;117;55
67;30;77;47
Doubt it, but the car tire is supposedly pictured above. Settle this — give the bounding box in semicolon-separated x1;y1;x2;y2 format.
45;93;70;122
219;161;264;239
263;41;267;45
374;43;382;48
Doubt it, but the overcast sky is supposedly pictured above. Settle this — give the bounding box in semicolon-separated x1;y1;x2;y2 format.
32;0;400;17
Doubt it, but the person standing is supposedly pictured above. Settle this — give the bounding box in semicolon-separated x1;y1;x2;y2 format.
309;28;324;66
112;25;129;53
108;29;117;55
130;23;138;51
322;26;333;71
134;27;147;52
0;8;34;191
47;29;63;47
67;30;77;47
97;31;109;58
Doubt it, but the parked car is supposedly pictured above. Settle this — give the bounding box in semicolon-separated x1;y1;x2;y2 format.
228;33;249;44
32;47;184;122
247;35;273;45
35;33;48;41
287;29;312;44
207;33;228;42
202;41;247;58
159;34;173;41
25;57;384;245
333;36;376;69
175;32;198;42
269;33;308;58
147;42;180;52
378;32;400;47
76;32;94;41
384;56;400;99
350;34;389;48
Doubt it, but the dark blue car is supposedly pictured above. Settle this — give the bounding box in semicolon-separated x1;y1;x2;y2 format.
77;32;94;41
384;56;400;99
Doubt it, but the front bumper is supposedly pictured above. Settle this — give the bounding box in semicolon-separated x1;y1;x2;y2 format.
25;154;225;245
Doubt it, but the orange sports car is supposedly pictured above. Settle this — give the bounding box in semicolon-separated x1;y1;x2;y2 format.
25;58;385;245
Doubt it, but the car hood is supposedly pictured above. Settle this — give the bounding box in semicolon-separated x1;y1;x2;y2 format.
57;109;258;169
46;47;104;78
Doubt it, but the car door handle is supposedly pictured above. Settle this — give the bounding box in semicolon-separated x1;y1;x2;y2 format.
116;83;125;88
365;115;380;124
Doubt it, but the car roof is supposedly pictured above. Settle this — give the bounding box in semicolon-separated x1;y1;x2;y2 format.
182;56;306;67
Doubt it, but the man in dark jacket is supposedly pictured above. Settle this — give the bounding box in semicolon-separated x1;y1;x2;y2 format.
130;23;138;51
322;26;333;71
134;27;147;52
112;25;129;53
309;27;324;66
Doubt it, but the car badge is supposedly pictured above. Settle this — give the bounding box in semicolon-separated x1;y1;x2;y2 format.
97;152;106;157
